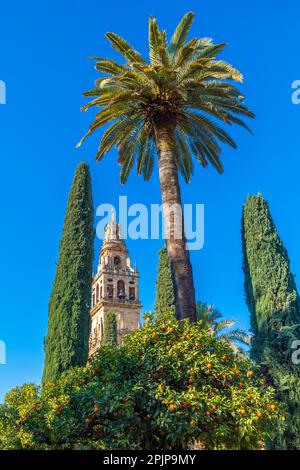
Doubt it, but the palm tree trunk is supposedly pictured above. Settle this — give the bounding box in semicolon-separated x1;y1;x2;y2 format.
155;124;196;322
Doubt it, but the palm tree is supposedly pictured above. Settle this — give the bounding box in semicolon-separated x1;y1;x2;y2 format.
196;301;252;355
78;12;254;322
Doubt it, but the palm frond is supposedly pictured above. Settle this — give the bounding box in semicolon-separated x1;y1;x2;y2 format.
175;133;193;182
169;12;195;58
137;135;155;180
105;32;147;66
228;329;253;346
94;58;130;75
96;114;143;161
214;319;235;334
196;301;252;355
148;17;170;66
197;42;226;59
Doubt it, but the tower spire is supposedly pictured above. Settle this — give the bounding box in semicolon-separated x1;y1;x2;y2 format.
111;207;116;222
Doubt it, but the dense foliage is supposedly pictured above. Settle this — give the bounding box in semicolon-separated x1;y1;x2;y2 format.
42;163;94;385
155;246;175;318
242;193;300;449
102;311;117;347
0;314;284;450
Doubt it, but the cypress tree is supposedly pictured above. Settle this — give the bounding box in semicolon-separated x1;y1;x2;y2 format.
155;246;175;319
43;162;94;384
242;193;300;449
102;311;117;346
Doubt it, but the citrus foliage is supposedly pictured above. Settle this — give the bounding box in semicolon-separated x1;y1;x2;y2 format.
0;314;284;450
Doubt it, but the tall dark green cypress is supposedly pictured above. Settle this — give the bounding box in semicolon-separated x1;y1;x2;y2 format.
155;246;175;319
43;162;94;384
102;311;117;347
242;193;300;449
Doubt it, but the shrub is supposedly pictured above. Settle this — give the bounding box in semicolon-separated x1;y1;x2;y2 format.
0;314;285;450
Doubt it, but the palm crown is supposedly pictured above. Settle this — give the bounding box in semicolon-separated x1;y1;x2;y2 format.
196;301;252;355
78;12;254;183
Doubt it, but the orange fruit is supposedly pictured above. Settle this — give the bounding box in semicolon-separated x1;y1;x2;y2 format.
181;402;190;408
256;411;263;418
188;377;193;384
247;370;254;378
240;408;247;416
190;419;196;428
169;404;176;412
85;418;92;425
207;363;212;369
205;411;211;417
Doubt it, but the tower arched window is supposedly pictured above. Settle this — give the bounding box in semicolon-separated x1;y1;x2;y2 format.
117;280;125;299
129;287;135;301
107;285;113;298
96;284;99;302
114;256;121;269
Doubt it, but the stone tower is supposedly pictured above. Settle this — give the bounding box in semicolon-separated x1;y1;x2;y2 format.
89;214;141;356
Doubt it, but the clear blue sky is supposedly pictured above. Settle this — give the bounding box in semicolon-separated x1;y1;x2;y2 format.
0;0;300;401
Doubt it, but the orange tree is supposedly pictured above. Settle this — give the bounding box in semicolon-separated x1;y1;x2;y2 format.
0;313;285;450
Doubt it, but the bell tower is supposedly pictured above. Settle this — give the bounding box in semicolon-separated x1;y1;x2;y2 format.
89;213;141;356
